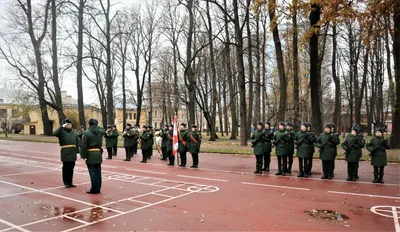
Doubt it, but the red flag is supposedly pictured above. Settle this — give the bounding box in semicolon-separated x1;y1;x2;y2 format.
172;115;178;156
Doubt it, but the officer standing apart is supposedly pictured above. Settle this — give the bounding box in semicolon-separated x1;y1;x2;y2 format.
122;123;136;161
188;124;202;168
251;121;267;174
140;125;151;163
295;122;312;178
160;124;169;161
178;123;189;167
112;125;119;156
316;124;340;179
80;119;105;194
329;123;339;177
262;121;273;172
366;128;390;184
341;125;364;181
104;125;114;160
285;122;295;173
273;122;290;176
53;118;79;188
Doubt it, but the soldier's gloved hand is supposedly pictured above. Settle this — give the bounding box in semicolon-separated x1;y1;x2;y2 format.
62;123;68;128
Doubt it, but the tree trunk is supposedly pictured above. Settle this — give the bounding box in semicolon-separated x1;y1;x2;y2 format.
233;0;247;145
224;0;238;140
391;2;400;148
309;3;323;134
268;0;286;121
384;16;396;114
104;0;114;126
292;0;299;130
246;0;254;136
76;0;85;127
185;0;196;126
332;23;341;133
206;1;217;141
254;11;261;128
355;43;369;126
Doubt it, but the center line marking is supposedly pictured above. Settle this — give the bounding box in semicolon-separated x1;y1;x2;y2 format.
241;182;310;191
327;191;400;200
125;169;166;175
0;218;30;232
177;175;228;182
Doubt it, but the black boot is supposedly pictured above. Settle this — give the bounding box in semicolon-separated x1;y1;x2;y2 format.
297;172;305;178
379;175;384;184
372;175;379;183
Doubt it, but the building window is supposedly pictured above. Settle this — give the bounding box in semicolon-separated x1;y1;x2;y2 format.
0;99;3;103
125;113;128;119
181;113;184;119
129;113;132;120
155;122;157;129
134;113;136;120
155;111;157;117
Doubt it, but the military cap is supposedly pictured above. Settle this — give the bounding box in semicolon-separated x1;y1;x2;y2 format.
286;122;293;127
113;124;117;128
324;123;332;129
169;124;174;128
191;124;197;128
376;128;384;133
126;123;132;127
80;125;85;129
302;122;308;128
330;123;336;128
148;125;153;129
351;125;360;133
164;124;169;128
88;118;98;126
143;125;148;129
180;123;187;127
62;118;72;124
279;121;286;126
265;121;271;126
257;121;264;126
107;125;112;129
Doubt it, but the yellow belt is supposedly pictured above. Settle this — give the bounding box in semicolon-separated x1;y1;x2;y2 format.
61;145;76;149
88;148;101;152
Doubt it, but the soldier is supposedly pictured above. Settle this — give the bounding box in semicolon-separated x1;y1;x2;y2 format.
178;123;189;167
251;121;267;174
147;125;154;159
316;124;340;179
285;122;295;173
112;125;119;156
329;123;340;177
366;128;390;184
80;118;106;194
77;125;85;148
273;121;290;176
341;125;364;181
140;125;151;163
104;125;115;159
262;121;273;172
295;122;312;178
52;118;79;188
167;124;175;166
122;123;136;161
160;124;169;160
188;124;202;168
306;122;316;175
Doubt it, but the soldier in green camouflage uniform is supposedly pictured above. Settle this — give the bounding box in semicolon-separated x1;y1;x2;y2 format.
147;125;154;159
178;123;189;167
77;125;85;149
188;124;202;168
251;121;267;174
140;125;151;163
80;119;106;194
112;125;119;156
122;124;138;161
306;122;316;175
285;122;295;173
366;128;390;184
295;122;312;178
167;124;175;166
262;121;273;172
341;125;364;181
329;123;340;178
316;124;340;179
53;118;79;188
273;122;290;176
160;124;169;160
104;125;114;159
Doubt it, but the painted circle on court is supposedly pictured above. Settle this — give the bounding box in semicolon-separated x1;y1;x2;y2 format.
370;206;400;218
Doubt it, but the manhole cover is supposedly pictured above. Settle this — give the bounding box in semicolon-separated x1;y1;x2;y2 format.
305;209;349;221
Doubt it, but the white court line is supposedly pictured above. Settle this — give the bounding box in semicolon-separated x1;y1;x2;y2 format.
328;191;400;200
0;179;123;214
0;169;56;177
177;175;228;182
393;207;400;232
127;199;152;205
0;218;30;232
101;165;119;169
62;215;89;225
374;209;400;214
241;182;310;191
152;192;174;198
125;168;166;175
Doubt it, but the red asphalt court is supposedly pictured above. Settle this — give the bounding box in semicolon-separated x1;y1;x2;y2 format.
0;140;399;232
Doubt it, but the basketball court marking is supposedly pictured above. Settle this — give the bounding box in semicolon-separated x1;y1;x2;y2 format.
241;181;310;191
328;191;400;200
370;206;400;232
0;155;219;232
